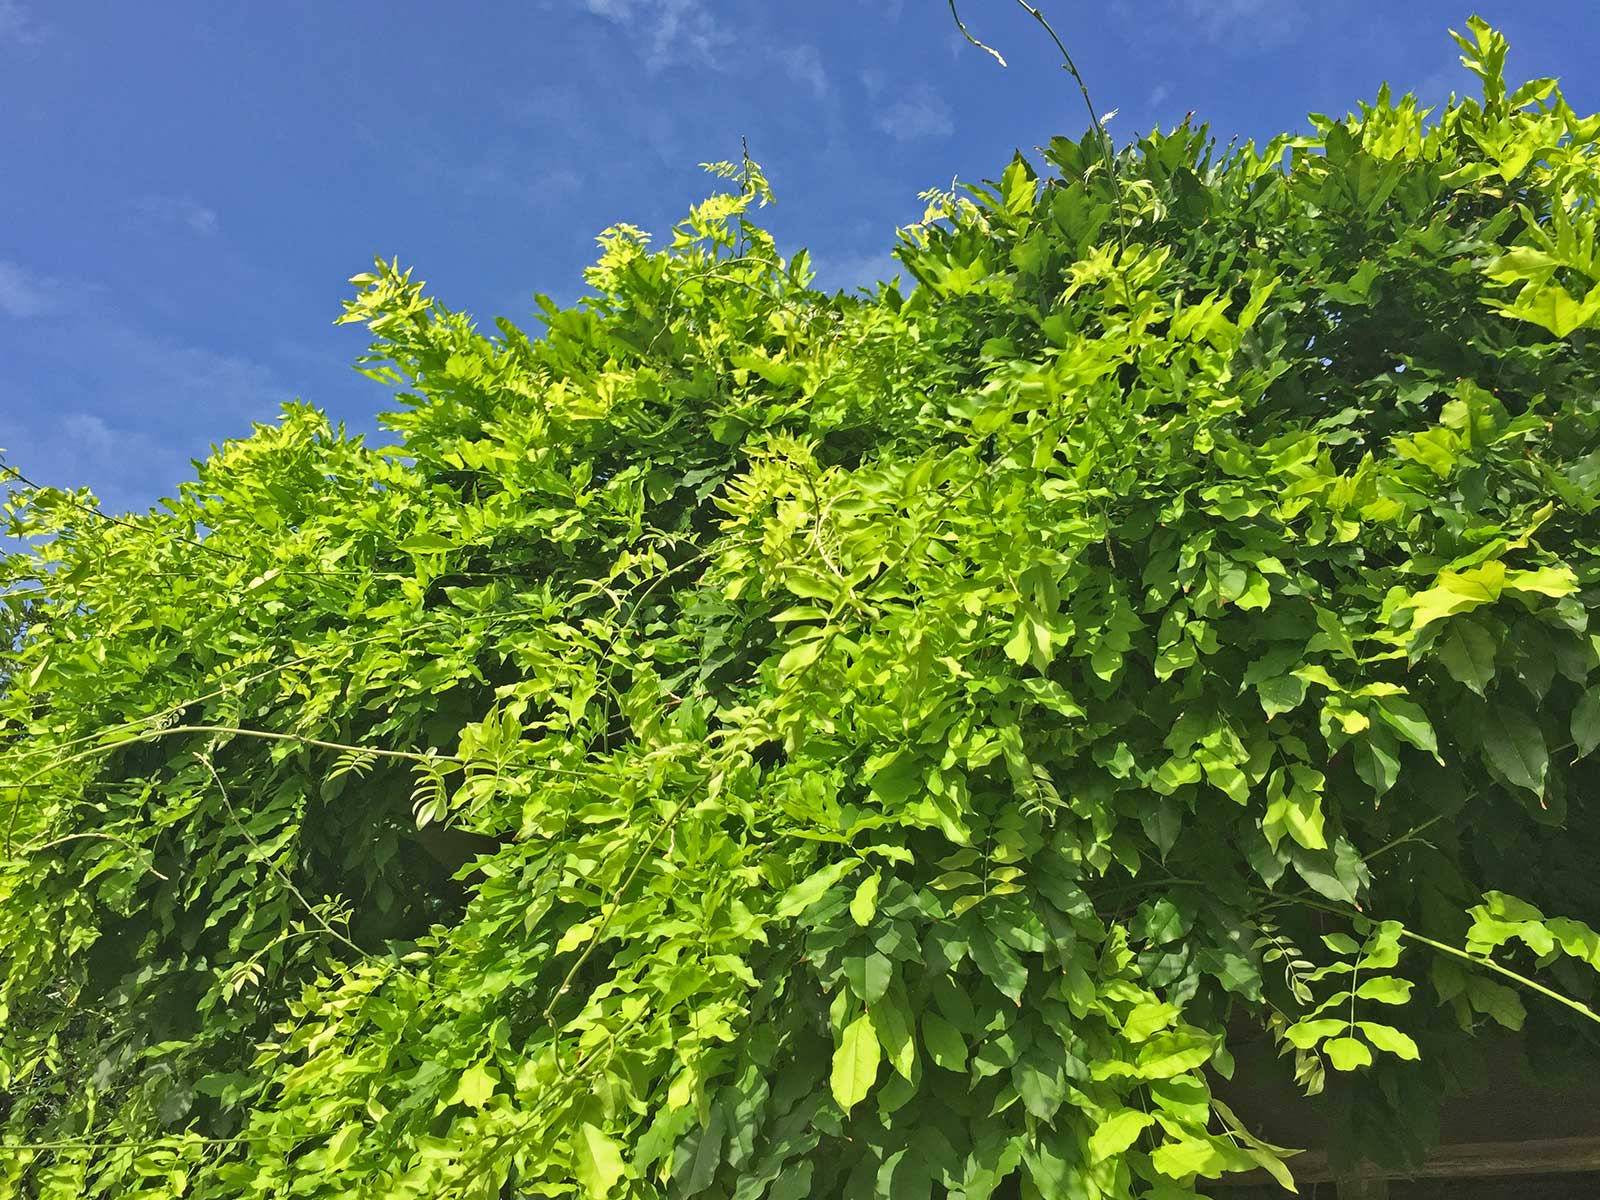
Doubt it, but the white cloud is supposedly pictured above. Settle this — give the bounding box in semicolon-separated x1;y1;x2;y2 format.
874;86;954;142
1148;82;1171;110
779;44;829;98
133;195;221;236
0;0;45;48
0;261;59;318
576;0;730;69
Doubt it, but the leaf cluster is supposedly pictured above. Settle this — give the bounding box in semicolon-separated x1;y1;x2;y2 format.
3;18;1600;1199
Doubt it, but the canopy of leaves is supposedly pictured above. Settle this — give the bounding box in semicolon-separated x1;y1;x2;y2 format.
3;19;1600;1199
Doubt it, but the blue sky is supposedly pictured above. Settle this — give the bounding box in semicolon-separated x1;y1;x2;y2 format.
2;1;1597;514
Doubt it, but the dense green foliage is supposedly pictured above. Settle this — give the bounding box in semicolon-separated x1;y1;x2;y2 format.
5;19;1600;1198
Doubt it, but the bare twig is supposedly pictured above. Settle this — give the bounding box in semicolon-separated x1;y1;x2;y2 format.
946;0;1132;277
946;0;1007;66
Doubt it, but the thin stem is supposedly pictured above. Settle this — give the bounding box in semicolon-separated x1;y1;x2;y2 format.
946;0;1007;66
1397;926;1600;1026
1253;887;1600;1029
22;831;169;880
157;724;447;766
195;752;365;960
3;719;595;854
1009;0;1131;274
1363;811;1451;863
946;1;1133;305
543;787;700;1027
1;463;250;563
0;1134;272;1152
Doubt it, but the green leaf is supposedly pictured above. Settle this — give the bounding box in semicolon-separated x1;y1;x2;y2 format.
1356;1022;1420;1060
324;1125;360;1170
1123;1001;1179;1043
1480;706;1548;795
1257;674;1307;719
1264;773;1327;852
1135;1031;1215;1079
830;1014;881;1114
870;991;916;1081
1465;976;1527;1029
1151;1136;1236;1179
446;1062;498;1110
1133;896;1190;945
574;1124;628;1198
1503;565;1579;599
1013;1043;1068;1120
1323;1037;1374;1071
843;949;893;1003
775;859;858;919
921;1011;968;1072
1089;1109;1155;1162
1572;689;1600;759
869;749;925;805
1406;564;1505;632
1371;697;1438;757
1284;1018;1345;1050
1354;976;1413;1005
849;873;881;926
1491;281;1600;338
671;1104;726;1193
969;925;1028;1003
1437;619;1497;694
397;532;456;553
1290;845;1362;905
1353;733;1401;799
1149;1075;1211;1125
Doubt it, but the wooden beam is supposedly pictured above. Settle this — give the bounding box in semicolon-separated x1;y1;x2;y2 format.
1335;1175;1388;1199
1213;1136;1600;1188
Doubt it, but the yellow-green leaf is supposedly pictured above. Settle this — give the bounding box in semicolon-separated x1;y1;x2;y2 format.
1089;1109;1155;1162
446;1062;498;1110
830;1014;881;1113
1407;562;1504;632
775;859;858;919
573;1123;627;1198
1357;1021;1420;1060
849;873;881;926
1323;1036;1373;1071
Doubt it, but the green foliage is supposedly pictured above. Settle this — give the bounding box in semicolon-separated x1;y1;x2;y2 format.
4;17;1600;1197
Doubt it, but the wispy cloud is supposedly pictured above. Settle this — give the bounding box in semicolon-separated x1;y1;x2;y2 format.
1177;0;1301;48
133;195;221;236
0;0;45;49
413;144;584;208
55;412;194;513
874;85;954;142
0;261;60;318
2;327;289;516
576;0;730;69
110;328;286;427
779;44;829;98
807;249;901;294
